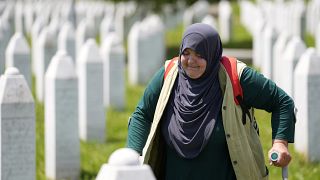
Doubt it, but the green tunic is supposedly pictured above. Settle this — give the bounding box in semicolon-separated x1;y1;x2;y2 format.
127;66;295;180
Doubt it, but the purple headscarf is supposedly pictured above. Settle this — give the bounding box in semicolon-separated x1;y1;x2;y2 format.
162;23;223;159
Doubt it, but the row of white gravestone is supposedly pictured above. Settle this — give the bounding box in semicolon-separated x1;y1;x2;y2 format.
240;0;306;45
239;0;320;163
0;67;35;180
306;0;320;36
182;0;232;43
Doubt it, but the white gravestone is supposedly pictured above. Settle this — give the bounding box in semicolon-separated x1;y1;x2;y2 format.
45;51;80;180
14;1;25;34
31;17;46;76
191;1;209;23
76;18;96;67
252;10;265;68
36;27;57;103
219;1;232;42
58;22;76;63
272;32;291;85
96;148;156;180
291;1;306;40
24;3;34;35
316;22;320;54
201;15;218;30
294;48;320;162
100;15;115;44
279;37;306;98
78;39;105;142
0;67;35;180
5;33;32;88
101;33;125;109
262;25;278;80
128;15;165;85
0;18;13;74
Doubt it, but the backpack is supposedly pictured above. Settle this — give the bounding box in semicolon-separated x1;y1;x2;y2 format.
164;56;259;134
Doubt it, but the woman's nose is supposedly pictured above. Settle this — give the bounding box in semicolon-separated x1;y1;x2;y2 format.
188;54;195;63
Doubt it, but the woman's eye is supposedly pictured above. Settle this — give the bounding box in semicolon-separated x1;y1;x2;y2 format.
196;54;202;58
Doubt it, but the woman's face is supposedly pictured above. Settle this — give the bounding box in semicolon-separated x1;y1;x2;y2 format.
180;48;207;79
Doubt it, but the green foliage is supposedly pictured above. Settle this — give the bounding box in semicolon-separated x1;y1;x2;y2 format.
305;32;315;47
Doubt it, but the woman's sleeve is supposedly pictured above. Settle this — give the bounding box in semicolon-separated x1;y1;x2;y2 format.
240;67;296;143
126;67;165;154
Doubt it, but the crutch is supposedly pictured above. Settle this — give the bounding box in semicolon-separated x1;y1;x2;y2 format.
270;151;288;180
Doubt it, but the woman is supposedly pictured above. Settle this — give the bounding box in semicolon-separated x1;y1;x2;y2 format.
127;23;295;180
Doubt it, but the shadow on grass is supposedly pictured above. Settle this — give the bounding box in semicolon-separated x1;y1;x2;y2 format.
81;169;98;180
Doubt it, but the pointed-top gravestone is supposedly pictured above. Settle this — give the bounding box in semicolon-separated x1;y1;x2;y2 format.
294;48;320;162
96;148;156;180
201;15;218;29
0;67;35;180
5;32;32;88
45;50;80;180
279;36;306;98
128;15;165;85
0;18;12;74
101;33;125;109
291;0;306;40
253;16;265;68
273;32;291;84
78;39;105;142
316;22;320;54
76;18;96;66
262;25;278;80
219;0;232;42
31;17;46;75
36;27;57;102
58;22;76;62
100;15;115;44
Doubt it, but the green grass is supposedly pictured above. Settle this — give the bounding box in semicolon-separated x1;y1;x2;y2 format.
305;32;315;48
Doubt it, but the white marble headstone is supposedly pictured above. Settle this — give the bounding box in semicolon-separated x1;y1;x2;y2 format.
316;22;320;54
128;15;165;85
294;48;320;162
45;50;80;180
31;17;46;76
5;33;32;88
0;67;35;180
0;18;13;74
101;33;125;109
272;32;291;84
76;18;96;66
253;18;265;68
262;25;278;80
58;22;76;63
279;36;306;98
201;15;218;30
219;0;232;42
78;39;105;142
100;15;115;44
36;27;57;102
96;148;156;180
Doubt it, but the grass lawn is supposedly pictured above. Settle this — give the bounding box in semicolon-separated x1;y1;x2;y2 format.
34;2;320;180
